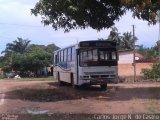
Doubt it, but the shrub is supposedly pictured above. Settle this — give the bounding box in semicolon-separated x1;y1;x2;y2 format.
141;63;160;80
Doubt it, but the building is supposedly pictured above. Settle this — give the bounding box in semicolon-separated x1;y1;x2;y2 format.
118;50;143;64
118;50;152;80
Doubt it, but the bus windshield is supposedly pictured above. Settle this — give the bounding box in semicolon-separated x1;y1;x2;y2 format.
80;48;118;67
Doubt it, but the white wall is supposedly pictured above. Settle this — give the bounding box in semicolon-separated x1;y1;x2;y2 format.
118;51;133;64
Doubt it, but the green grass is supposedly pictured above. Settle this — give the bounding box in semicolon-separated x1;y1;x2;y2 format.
147;107;157;113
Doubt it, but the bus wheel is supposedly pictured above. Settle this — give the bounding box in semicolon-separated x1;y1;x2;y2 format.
100;84;107;90
70;73;74;87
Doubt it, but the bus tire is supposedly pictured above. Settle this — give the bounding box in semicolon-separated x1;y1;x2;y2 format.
101;84;107;90
70;73;74;87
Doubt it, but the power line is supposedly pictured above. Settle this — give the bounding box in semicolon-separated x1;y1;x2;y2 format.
0;36;14;39
0;22;44;28
0;21;135;29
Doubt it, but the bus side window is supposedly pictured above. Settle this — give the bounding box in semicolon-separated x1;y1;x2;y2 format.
55;53;59;64
55;55;58;64
64;49;67;62
59;51;61;62
58;51;60;62
68;48;71;61
71;47;75;61
61;50;64;62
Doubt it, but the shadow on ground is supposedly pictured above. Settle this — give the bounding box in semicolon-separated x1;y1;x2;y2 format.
4;82;160;102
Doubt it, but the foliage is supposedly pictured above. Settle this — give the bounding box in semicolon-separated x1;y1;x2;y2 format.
136;40;160;60
31;0;160;32
107;27;122;50
1;55;12;72
27;44;59;54
107;27;136;50
11;48;52;75
27;44;60;64
108;27;121;43
122;32;135;49
1;38;60;77
1;37;30;55
1;38;31;72
153;40;160;53
45;44;60;53
141;63;160;80
0;56;4;68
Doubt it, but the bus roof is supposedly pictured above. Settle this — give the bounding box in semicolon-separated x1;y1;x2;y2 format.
54;40;116;53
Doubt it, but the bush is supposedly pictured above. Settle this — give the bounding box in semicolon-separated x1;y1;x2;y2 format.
141;63;160;80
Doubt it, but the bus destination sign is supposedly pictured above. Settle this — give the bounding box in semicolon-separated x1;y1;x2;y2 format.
79;41;116;48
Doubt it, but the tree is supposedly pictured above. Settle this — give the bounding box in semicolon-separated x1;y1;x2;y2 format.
1;37;30;55
107;26;123;50
108;27;122;42
45;44;60;53
1;38;31;72
1;38;60;76
136;45;149;58
0;55;12;72
31;0;160;32
11;46;52;76
122;32;135;50
153;40;160;53
142;63;160;80
107;27;137;50
137;41;159;60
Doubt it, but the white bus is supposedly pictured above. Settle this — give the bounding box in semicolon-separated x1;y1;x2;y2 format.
53;40;118;89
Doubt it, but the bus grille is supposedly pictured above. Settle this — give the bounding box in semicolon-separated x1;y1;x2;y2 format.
90;75;115;79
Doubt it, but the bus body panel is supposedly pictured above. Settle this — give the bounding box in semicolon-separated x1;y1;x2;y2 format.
53;47;79;85
78;66;118;85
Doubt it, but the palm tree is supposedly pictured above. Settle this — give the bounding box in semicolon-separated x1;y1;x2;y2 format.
108;26;122;43
108;27;138;50
107;26;124;50
122;32;135;50
2;37;31;55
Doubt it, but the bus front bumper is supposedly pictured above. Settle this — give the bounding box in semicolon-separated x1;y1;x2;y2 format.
81;78;118;85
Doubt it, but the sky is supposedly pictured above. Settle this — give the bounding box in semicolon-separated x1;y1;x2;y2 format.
0;0;159;56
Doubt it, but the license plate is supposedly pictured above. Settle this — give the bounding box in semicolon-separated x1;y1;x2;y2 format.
97;79;102;82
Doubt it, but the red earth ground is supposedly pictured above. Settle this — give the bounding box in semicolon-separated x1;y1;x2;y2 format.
0;80;160;115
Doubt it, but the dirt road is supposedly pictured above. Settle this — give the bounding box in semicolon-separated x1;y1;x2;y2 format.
0;80;160;114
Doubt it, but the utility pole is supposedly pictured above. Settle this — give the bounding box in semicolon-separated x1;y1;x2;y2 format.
132;25;136;82
157;10;160;62
159;14;160;62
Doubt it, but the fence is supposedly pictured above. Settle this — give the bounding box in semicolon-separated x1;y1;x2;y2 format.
118;63;153;82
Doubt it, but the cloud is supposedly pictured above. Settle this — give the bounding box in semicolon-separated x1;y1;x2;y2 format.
0;0;40;24
0;0;159;56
